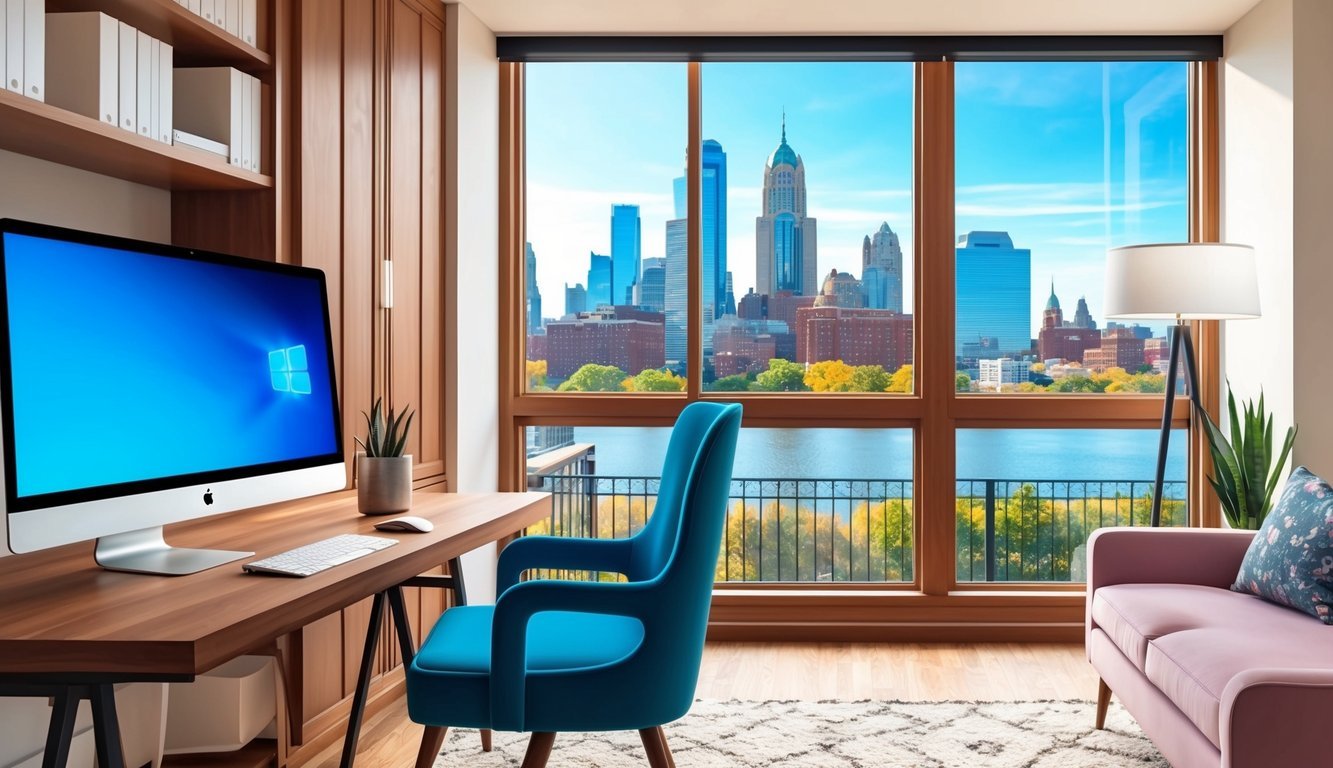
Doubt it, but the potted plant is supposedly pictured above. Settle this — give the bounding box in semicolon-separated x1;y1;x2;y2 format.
1198;387;1296;529
355;398;414;515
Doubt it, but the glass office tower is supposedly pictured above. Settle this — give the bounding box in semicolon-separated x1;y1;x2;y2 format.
610;204;641;306
955;230;1032;359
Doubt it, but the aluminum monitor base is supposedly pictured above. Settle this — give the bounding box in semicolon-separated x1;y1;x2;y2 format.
94;526;253;576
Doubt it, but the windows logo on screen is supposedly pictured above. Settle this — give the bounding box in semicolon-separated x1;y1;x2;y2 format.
269;345;312;395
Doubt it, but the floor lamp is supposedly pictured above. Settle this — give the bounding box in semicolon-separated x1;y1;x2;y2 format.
1103;244;1260;527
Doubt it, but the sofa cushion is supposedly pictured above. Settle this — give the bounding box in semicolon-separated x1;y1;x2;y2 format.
1145;626;1333;749
1092;583;1306;670
1233;466;1333;624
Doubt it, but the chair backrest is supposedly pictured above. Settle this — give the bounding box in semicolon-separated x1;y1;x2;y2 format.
623;401;741;724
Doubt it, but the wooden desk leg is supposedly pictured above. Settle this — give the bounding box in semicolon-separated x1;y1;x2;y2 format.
41;689;79;768
89;684;128;768
339;591;386;768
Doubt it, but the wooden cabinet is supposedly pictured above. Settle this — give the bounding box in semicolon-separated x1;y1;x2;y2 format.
288;0;448;757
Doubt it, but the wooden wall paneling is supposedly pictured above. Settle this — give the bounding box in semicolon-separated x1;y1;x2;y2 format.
343;0;377;479
299;613;346;725
417;14;445;482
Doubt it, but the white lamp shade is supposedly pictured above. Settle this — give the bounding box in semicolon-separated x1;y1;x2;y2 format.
1104;243;1260;320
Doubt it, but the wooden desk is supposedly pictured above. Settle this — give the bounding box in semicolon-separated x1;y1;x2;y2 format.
0;490;550;768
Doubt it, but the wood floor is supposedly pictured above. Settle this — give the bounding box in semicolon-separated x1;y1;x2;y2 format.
304;641;1095;768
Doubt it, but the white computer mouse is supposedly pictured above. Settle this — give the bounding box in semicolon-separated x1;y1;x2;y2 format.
372;515;434;533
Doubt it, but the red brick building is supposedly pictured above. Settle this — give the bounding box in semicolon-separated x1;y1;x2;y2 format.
1038;327;1100;364
544;306;665;378
1084;327;1146;372
794;307;913;370
712;316;778;377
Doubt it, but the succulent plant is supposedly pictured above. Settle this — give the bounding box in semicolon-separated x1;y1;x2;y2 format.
356;397;414;458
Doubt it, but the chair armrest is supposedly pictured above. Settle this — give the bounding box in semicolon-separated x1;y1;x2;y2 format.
1088;527;1254;593
1221;668;1333;767
495;536;635;594
489;578;651;731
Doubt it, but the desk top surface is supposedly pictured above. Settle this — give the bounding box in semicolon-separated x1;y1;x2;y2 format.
0;490;550;678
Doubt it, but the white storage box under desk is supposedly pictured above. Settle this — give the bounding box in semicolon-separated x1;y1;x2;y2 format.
164;655;276;755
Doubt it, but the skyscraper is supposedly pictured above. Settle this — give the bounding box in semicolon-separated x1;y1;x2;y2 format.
1072;295;1096;329
610;204;641;306
565;283;587;317
525;242;542;333
586;252;612;308
668;139;729;356
755;120;818;297
638;257;666;313
955;231;1031;359
664;218;687;367
862;222;904;311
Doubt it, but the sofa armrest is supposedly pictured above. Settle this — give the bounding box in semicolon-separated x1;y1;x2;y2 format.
1221;668;1333;768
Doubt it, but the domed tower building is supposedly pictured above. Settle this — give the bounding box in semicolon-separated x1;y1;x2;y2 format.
1043;279;1063;330
755;118;818;297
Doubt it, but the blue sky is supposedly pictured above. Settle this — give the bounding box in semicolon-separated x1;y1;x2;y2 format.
525;60;1188;336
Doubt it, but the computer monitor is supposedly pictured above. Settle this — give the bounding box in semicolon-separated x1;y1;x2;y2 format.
0;219;346;575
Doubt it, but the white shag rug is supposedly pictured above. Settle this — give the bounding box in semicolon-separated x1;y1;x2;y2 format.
433;699;1166;767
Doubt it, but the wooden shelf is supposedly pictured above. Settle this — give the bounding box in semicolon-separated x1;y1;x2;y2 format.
0;89;271;191
162;739;277;768
46;0;270;72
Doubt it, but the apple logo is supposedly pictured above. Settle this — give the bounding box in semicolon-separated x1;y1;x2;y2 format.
203;489;214;505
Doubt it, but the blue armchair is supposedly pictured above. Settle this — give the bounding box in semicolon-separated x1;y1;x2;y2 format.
406;401;742;768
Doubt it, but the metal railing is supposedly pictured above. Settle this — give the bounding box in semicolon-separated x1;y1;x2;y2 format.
525;447;1186;583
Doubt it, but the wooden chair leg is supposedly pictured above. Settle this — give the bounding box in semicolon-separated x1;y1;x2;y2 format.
480;728;493;752
520;732;556;768
415;726;448;768
639;727;674;768
1095;679;1112;730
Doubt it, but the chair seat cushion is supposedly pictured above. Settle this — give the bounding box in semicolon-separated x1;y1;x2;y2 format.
1145;626;1333;748
1092;583;1305;671
406;605;645;729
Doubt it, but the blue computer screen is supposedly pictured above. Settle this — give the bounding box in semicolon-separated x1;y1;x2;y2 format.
2;231;339;500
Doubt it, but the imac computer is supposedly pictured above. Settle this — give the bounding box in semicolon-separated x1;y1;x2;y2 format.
0;219;346;575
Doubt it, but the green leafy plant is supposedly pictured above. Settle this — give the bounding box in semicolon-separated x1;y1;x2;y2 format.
1198;388;1296;529
356;397;414;458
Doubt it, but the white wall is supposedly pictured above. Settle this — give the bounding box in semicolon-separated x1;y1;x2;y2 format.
0;150;171;767
445;2;502;603
1223;0;1333;476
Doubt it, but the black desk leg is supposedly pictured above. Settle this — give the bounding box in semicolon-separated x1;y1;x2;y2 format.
386;586;416;663
340;591;386;768
447;557;467;606
41;689;79;768
89;684;127;768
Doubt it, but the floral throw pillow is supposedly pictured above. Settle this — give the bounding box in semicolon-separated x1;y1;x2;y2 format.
1232;466;1333;624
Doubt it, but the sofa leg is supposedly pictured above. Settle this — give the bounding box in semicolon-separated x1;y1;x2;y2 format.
415;726;447;768
521;732;556;768
1096;679;1112;730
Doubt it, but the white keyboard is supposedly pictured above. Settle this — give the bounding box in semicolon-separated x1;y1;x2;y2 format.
243;534;397;577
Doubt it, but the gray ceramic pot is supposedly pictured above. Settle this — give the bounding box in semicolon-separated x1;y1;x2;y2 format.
357;454;413;515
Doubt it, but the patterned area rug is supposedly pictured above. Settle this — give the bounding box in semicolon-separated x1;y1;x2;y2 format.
432;699;1166;767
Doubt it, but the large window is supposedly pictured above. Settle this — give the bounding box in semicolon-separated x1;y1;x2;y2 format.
504;46;1216;632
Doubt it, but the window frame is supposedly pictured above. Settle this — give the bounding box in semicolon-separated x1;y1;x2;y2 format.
498;56;1221;639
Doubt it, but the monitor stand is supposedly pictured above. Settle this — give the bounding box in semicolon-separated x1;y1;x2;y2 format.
94;526;253;576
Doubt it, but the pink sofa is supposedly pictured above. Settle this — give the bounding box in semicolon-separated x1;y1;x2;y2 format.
1087;527;1333;768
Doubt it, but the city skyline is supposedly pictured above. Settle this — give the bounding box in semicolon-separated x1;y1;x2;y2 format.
526;60;1187;340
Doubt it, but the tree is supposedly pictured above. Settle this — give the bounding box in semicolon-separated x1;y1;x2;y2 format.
556;363;627;392
1049;375;1106;393
525;359;549;391
753;359;808;391
624;368;686;392
1030;361;1046;374
848;365;891;393
710;374;753;392
804;360;855;392
886;364;914;393
955;372;972;392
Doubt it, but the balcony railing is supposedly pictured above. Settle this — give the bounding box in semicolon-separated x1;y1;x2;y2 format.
526;446;1186;583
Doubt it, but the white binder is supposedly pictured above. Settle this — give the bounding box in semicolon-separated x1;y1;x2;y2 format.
158;40;172;143
21;0;39;100
250;75;261;172
199;0;214;25
174;67;244;167
224;0;239;38
5;0;22;94
44;12;119;126
241;0;256;46
1;0;8;95
187;0;201;15
136;30;152;137
118;21;136;133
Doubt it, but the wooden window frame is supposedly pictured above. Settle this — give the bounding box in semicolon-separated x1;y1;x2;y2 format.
497;59;1221;641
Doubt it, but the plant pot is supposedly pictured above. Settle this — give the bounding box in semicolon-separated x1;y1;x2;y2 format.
357;454;413;515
